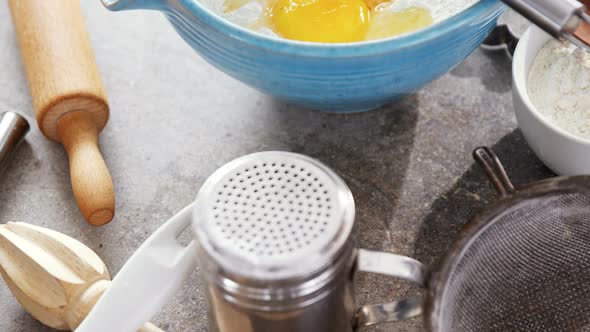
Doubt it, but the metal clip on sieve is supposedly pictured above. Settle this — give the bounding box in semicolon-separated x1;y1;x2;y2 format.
502;0;590;50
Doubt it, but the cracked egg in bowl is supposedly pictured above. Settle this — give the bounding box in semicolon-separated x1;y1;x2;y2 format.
102;0;504;112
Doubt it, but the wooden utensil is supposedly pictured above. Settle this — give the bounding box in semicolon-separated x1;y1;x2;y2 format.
8;0;115;225
575;0;590;44
0;222;163;332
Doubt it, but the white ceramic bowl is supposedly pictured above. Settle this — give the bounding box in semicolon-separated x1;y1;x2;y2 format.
513;26;590;175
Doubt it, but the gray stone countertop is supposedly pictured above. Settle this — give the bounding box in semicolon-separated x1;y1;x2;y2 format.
0;2;552;332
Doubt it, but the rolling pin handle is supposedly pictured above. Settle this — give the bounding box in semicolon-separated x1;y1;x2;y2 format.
57;111;115;225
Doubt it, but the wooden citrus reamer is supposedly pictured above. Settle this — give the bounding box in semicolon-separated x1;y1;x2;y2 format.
8;0;115;225
0;222;163;332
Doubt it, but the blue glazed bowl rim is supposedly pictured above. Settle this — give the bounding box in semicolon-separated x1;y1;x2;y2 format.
177;0;503;57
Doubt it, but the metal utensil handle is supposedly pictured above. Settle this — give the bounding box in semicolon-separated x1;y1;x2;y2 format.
77;204;197;332
354;249;426;329
0;112;29;171
502;0;584;37
473;146;516;197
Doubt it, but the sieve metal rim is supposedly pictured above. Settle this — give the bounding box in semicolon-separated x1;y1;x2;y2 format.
191;151;356;282
424;174;590;331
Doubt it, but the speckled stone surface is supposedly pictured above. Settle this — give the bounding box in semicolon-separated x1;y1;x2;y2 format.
0;2;552;332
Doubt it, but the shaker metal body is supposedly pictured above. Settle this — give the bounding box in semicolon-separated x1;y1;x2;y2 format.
203;244;357;332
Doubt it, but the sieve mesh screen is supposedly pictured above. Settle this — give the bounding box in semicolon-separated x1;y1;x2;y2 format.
437;192;590;332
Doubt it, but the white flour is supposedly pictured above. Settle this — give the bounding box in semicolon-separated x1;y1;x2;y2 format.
200;0;478;37
528;40;590;140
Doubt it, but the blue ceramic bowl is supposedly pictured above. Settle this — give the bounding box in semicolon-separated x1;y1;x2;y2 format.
103;0;504;112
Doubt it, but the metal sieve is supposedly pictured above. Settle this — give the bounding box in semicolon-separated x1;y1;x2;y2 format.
425;146;590;331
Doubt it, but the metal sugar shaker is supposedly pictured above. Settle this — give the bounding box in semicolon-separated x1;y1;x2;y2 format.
193;152;425;332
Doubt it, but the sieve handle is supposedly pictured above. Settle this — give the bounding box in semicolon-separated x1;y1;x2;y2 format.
473;146;516;197
76;204;197;332
354;249;426;329
481;24;520;57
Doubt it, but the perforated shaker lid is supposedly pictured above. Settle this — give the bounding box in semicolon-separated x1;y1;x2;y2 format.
192;152;355;281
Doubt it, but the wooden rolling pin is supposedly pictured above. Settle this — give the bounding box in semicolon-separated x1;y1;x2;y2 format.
0;222;163;332
8;0;115;225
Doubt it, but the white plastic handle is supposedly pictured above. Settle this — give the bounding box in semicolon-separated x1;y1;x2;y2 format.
76;204;197;332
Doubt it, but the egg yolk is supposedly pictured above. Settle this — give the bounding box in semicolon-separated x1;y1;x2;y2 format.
267;0;370;43
222;0;433;42
365;6;433;40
